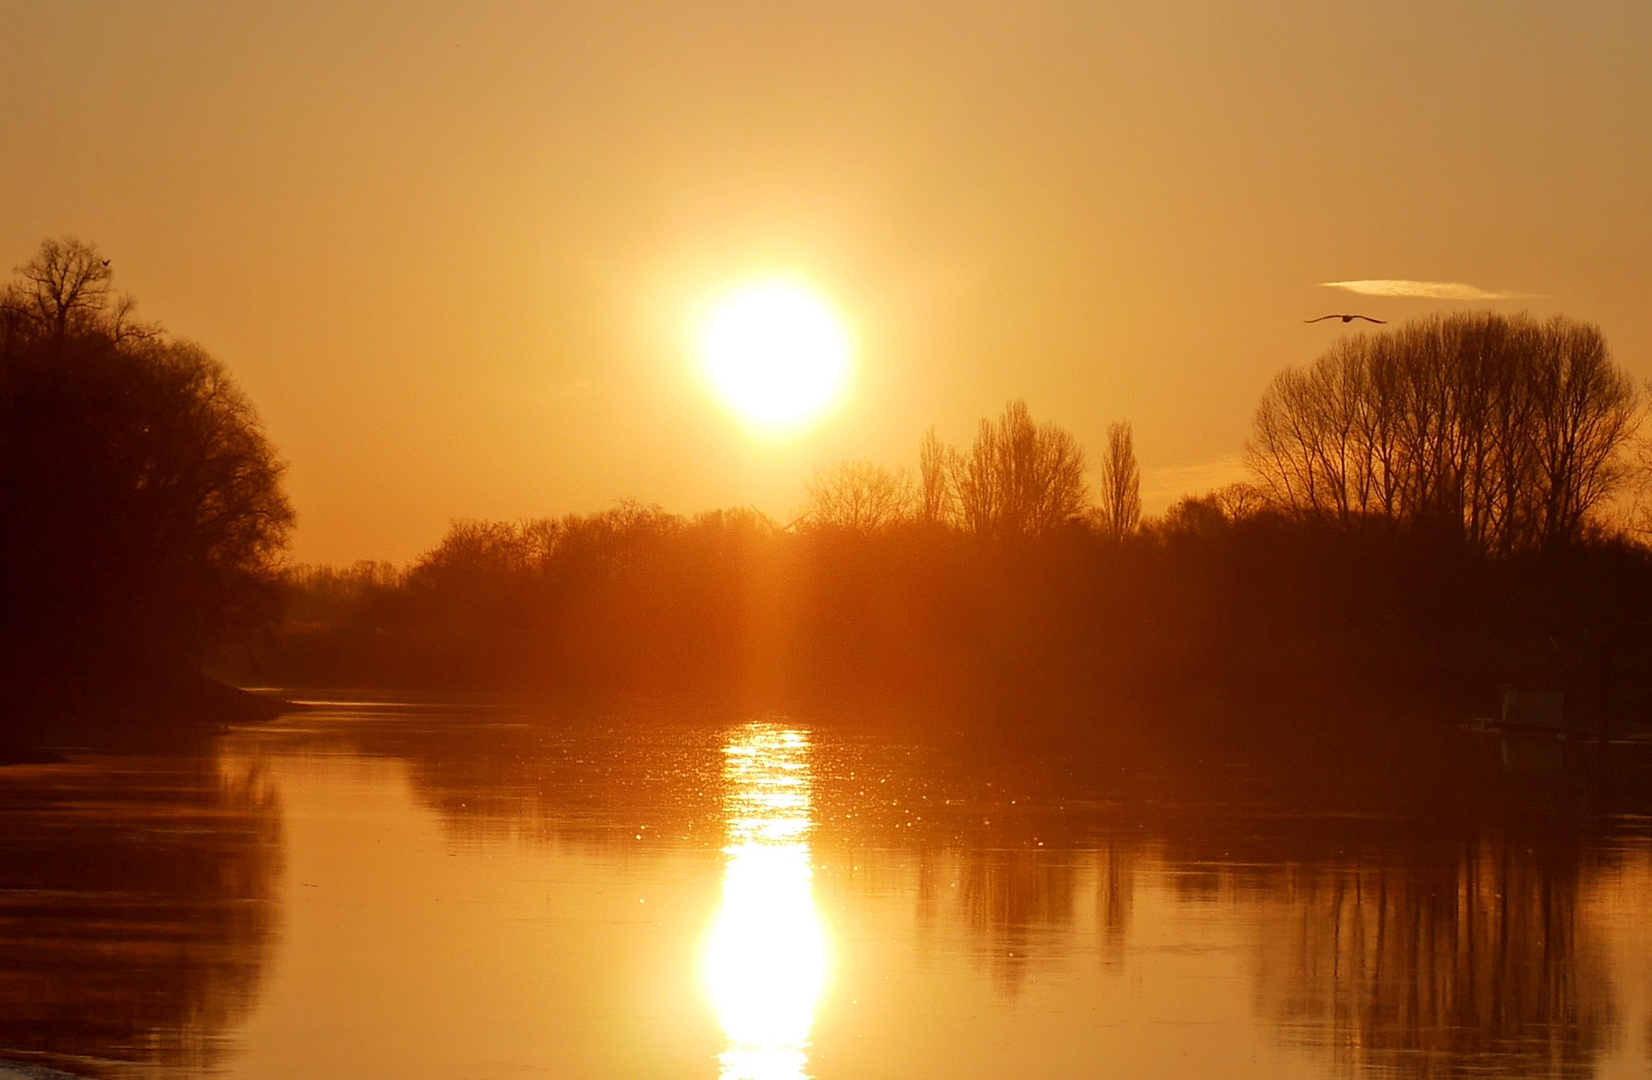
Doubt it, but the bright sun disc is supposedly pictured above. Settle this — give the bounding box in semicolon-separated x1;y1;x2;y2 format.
702;284;850;428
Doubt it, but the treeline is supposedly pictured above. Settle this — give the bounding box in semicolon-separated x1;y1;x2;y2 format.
5;233;1647;729
263;494;1652;718
259;313;1652;720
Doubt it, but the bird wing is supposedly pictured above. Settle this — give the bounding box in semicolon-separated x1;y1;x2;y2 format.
1304;315;1338;323
1352;315;1387;323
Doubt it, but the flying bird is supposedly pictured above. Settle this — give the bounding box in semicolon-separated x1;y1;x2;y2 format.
1305;314;1385;324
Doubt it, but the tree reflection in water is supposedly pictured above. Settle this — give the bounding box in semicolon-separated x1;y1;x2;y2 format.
706;724;826;1080
277;704;1652;1079
1251;834;1620;1079
0;752;282;1076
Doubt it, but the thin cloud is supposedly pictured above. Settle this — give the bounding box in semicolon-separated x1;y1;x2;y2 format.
1320;279;1541;301
1141;455;1248;514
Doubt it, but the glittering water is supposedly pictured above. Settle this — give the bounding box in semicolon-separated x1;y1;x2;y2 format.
707;725;825;1080
1;699;1649;1080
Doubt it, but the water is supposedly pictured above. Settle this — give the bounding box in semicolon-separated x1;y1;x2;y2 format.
2;699;1650;1079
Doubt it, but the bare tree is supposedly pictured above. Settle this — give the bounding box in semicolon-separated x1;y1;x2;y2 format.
918;426;957;526
1528;319;1640;547
953;415;1001;538
1;237;160;351
1;236;112;341
1098;421;1141;542
1246;312;1638;552
805;460;916;533
1213;482;1268;521
949;400;1088;539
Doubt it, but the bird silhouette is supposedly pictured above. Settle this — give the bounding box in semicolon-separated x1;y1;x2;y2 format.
99;258;111;267
1305;314;1385;324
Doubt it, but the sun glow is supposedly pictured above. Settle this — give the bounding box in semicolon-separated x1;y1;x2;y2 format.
700;283;850;429
705;725;827;1080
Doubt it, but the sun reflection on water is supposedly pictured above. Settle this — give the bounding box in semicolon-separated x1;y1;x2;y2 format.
706;725;827;1080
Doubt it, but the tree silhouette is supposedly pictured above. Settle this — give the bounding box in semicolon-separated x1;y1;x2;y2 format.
918;426;958;527
805;460;916;533
1097;421;1141;542
0;238;293;701
1247;312;1639;552
940;401;1089;539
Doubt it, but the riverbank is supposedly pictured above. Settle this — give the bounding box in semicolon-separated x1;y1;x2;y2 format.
0;675;301;759
0;1058;83;1080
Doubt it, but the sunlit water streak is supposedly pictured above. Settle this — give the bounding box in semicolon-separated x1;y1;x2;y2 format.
706;725;827;1080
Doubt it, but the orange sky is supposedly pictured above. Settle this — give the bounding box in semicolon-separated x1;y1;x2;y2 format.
3;2;1649;564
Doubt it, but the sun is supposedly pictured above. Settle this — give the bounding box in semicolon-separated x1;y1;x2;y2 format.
700;283;851;430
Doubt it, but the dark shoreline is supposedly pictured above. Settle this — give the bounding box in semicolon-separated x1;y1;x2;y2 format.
0;1058;85;1080
0;676;303;761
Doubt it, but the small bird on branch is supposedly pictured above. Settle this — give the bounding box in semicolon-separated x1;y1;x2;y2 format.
1305;314;1385;324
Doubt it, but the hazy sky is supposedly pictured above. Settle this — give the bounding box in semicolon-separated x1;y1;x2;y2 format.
4;1;1649;563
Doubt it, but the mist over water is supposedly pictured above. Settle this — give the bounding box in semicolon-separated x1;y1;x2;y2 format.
1;700;1650;1080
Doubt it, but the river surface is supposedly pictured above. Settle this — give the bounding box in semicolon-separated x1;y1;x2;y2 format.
2;698;1651;1079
